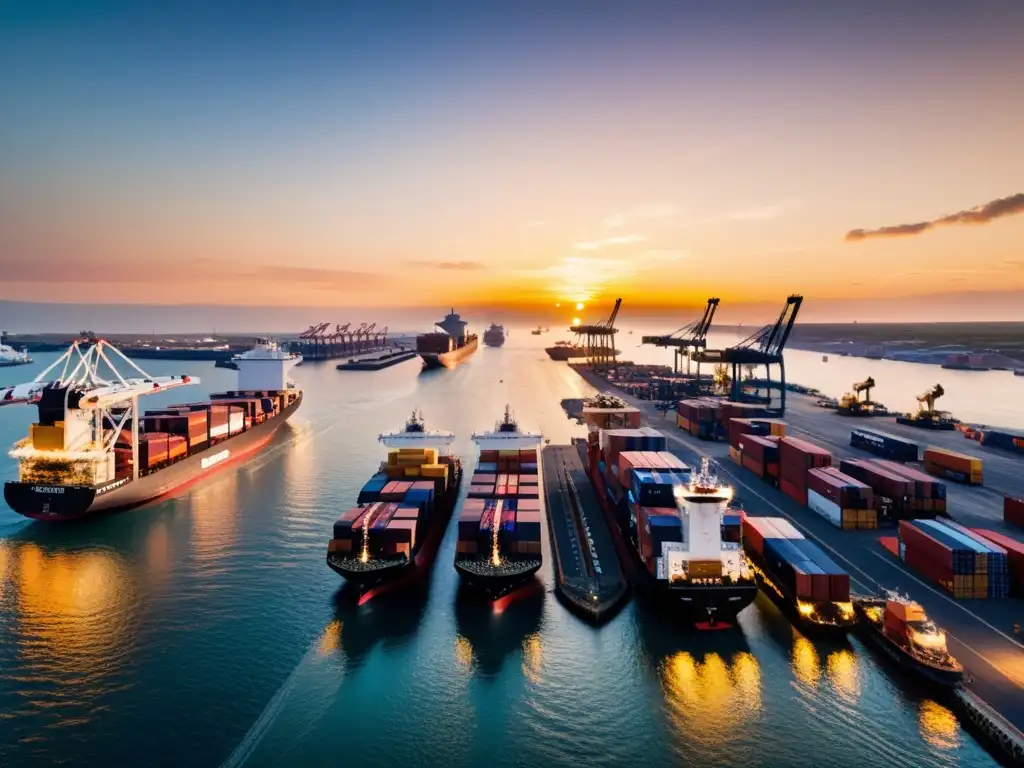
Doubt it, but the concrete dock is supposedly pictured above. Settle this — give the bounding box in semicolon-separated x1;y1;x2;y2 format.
336;349;418;371
542;445;628;624
570;364;1024;759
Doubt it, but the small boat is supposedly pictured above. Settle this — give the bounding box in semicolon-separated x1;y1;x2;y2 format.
822;355;828;363
853;592;963;687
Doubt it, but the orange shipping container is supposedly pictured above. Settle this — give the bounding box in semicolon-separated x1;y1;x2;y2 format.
923;447;983;486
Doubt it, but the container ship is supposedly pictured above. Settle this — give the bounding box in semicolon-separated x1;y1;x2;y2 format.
483;324;506;348
0;337;33;367
454;406;543;599
417;309;479;369
327;410;462;590
2;338;302;521
545;341;617;361
580;404;757;626
742;516;856;633
853;591;963;687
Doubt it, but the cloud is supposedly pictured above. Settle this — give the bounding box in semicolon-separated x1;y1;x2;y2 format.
645;249;688;262
407;260;486;270
572;234;646;251
603;204;680;228
846;192;1024;241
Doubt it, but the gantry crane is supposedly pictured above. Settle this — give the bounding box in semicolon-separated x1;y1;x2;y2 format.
571;298;622;367
692;295;802;413
642;297;720;375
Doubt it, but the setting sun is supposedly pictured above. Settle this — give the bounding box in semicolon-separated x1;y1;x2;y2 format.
571;317;581;326
575;302;585;311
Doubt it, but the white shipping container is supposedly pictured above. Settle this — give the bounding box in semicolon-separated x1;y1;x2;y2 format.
684;498;722;560
210;423;230;439
229;413;244;433
808;488;842;528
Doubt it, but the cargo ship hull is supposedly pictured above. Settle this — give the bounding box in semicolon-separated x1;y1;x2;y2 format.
420;336;479;369
483;332;505;348
327;466;463;591
853;602;963;688
545;345;616;361
4;394;302;522
454;558;541;600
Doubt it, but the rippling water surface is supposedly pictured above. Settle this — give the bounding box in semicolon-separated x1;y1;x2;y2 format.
0;331;1000;767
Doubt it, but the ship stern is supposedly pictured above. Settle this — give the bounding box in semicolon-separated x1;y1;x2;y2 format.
3;481;98;521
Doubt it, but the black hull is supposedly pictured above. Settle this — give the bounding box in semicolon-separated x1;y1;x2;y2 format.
853;603;963;688
327;467;463;591
748;550;857;635
454;558;541;600
418;336;479;369
4;394;302;522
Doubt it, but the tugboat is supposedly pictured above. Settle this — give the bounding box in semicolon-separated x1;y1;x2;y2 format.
531;326;543;336
0;334;32;367
483;324;506;348
454;406;544;599
853;592;963;687
327;410;462;591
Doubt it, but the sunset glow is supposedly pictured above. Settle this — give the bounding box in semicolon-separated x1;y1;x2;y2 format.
1;3;1022;322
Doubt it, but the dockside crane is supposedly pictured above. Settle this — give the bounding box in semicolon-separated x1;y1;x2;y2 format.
572;298;622;367
641;297;720;375
836;376;889;416
896;383;957;430
692;294;803;413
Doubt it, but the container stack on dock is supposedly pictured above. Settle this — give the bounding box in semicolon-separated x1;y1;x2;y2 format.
1006;495;1024;529
839;459;946;520
898;519;1010;599
923;447;983;486
676;400;775;441
736;435;781;481
329;448;452;558
457;449;542;558
965;427;1024;455
598;428;667;489
968;529;1024;597
778;436;832;505
806;467;877;530
849;428;919;462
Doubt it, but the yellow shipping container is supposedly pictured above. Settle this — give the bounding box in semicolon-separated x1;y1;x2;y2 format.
404;466;421;477
387;451;400;466
328;538;353;553
677;413;691;432
420;464;449;482
30;422;65;451
770;422;787;437
384;465;405;479
728;447;742;464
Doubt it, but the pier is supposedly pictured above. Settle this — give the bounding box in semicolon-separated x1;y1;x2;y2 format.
542;444;628;624
336;349;418;371
568;363;1024;759
291;322;409;361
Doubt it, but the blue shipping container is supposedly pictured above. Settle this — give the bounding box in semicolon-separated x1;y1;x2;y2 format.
850;428;919;462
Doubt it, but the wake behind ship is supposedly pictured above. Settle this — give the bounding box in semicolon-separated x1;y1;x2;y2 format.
417;309;479;369
454;406;543;599
2;338;301;521
327;411;462;590
580;396;757;627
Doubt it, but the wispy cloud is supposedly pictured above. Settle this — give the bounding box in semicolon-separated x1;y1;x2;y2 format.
727;201;799;221
845;192;1024;242
572;234;646;251
407;260;486;270
603;204;681;228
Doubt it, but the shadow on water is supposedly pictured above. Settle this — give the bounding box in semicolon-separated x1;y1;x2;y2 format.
329;587;429;671
453;581;544;681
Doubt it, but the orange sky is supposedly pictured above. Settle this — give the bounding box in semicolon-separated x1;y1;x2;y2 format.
1;3;1023;320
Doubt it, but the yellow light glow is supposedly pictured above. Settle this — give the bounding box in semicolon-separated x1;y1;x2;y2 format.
919;700;960;751
571;317;581;326
575;302;584;310
797;601;815;617
554;302;561;308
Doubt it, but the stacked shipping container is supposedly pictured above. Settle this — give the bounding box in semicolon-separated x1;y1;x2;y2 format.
898;519;1009;599
923;447;983;486
969;529;1024;597
849;428;919;462
456;448;542;558
742;516;850;603
1006;495;1024;528
778;437;832;506
806;467;877;530
676;400;776;441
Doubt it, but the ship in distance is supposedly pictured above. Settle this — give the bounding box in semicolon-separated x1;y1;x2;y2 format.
455;405;544;599
545;340;617;361
483;324;506;348
1;338;302;521
416;308;479;369
853;591;963;687
0;337;33;367
327;410;462;590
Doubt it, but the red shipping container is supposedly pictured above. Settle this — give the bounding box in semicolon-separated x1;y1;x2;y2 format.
871;460;941;498
1005;496;1024;528
742;455;765;478
829;573;850;603
899;520;953;571
780;477;806;506
808;468;873;509
517;498;542;512
792;565;814;600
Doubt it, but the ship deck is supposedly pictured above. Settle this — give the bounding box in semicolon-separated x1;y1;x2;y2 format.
542;444;628;624
569;365;1024;746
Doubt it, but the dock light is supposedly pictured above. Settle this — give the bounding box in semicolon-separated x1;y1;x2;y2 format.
797;601;815;617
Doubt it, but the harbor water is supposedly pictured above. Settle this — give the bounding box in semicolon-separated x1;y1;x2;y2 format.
0;333;1005;767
